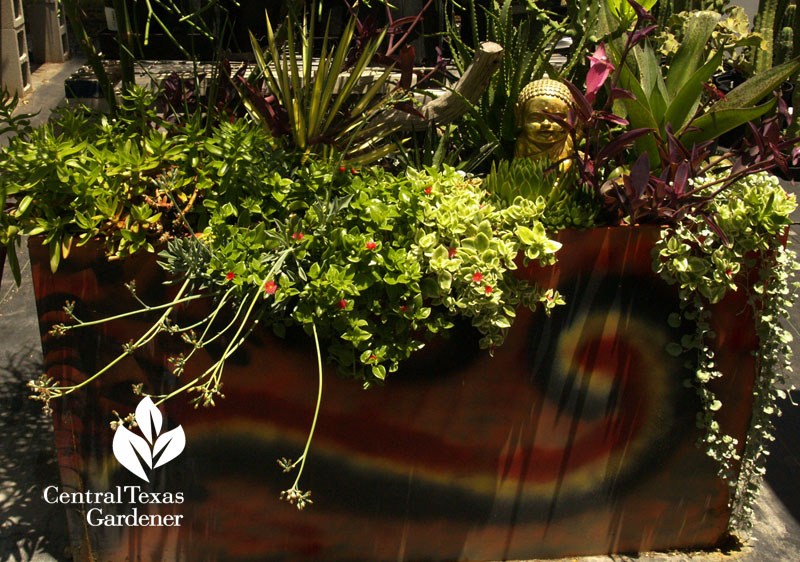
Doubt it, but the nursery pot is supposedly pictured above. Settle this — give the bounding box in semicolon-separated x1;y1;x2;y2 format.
712;69;748;149
30;227;760;562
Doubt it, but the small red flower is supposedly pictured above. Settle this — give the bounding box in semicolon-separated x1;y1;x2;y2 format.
194;232;204;238
425;186;433;194
339;166;346;173
351;168;357;174
399;305;407;312
726;268;733;277
472;272;483;283
338;299;347;310
226;271;235;281
292;232;304;240
264;280;278;295
368;354;377;361
485;285;493;294
448;247;457;258
366;241;377;250
546;294;553;301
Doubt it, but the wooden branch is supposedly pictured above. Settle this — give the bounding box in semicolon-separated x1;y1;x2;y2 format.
378;42;504;131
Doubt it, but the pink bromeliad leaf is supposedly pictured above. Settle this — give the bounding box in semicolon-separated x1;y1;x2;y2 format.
586;44;615;104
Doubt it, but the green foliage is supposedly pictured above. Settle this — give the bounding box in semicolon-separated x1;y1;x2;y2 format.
158;165;563;385
443;0;600;167
607;0;658;26
7;94;563;395
484;158;598;229
654;171;798;532
0;89;36;283
0;88;292;276
654;7;762;74
752;0;782;75
244;7;402;165
606;6;800;167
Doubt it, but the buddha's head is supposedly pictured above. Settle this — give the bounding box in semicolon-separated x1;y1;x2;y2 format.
515;79;573;146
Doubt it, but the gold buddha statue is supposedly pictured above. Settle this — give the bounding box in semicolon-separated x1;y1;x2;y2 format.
514;79;575;170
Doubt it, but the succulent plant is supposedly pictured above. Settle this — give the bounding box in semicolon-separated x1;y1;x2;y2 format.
484;158;597;229
484;158;556;203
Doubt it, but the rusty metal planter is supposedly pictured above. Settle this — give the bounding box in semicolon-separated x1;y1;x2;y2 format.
29;227;759;562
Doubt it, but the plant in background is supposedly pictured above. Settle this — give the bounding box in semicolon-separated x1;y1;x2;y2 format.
654;6;762;75
603;6;800;167
544;2;800;227
751;0;800;75
0;89;36;282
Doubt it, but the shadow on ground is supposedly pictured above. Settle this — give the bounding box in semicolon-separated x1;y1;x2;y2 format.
0;345;70;562
765;389;800;521
764;222;800;523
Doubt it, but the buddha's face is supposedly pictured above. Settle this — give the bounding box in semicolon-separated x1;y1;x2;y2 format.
520;97;570;145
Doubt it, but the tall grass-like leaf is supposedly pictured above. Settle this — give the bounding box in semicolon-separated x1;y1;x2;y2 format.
249;32;279;102
349;66;396;117
321;29;388;137
318;18;357;128
247;6;404;163
308;17;334;138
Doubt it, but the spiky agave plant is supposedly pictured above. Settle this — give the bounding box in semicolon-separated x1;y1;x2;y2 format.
242;6;406;165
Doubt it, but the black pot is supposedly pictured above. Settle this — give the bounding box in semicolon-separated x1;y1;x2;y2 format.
781;80;795;106
713;68;748;149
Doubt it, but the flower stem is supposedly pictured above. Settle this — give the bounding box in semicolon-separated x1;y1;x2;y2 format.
291;321;324;491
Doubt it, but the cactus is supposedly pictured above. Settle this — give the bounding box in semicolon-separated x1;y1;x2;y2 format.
752;0;795;74
775;26;794;65
484;159;597;229
752;0;778;74
789;2;800;136
794;2;800;59
540;183;600;230
655;0;675;29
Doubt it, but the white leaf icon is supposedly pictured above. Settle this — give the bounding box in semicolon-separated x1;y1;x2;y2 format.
113;425;152;482
152;426;186;469
135;396;162;444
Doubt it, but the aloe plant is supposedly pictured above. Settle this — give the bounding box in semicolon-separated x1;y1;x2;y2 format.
241;7;403;165
443;0;600;166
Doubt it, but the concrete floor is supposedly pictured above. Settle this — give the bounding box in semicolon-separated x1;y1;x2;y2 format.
2;58;800;562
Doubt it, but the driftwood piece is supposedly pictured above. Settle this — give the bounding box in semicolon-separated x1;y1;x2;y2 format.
378;42;503;131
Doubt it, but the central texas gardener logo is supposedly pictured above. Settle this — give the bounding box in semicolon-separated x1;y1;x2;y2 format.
113;397;186;482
